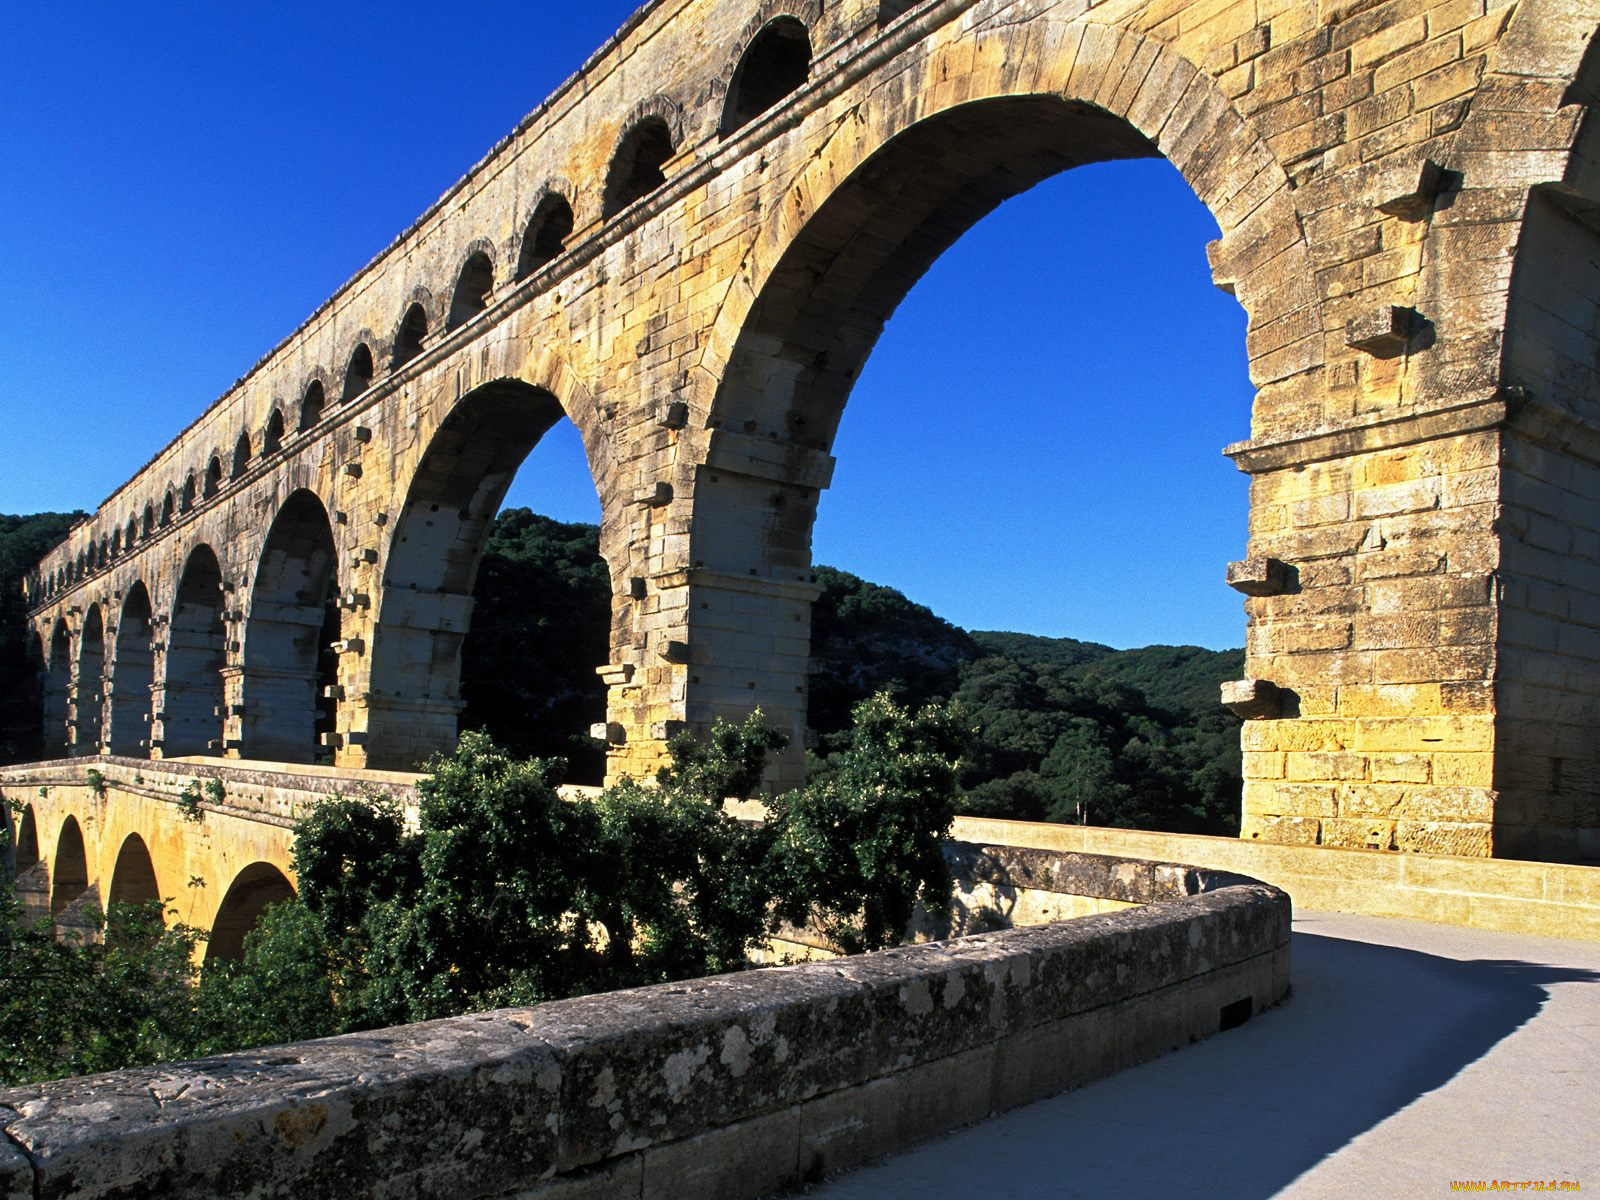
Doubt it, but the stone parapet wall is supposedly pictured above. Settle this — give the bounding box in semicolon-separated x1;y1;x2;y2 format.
0;849;1290;1200
954;816;1600;938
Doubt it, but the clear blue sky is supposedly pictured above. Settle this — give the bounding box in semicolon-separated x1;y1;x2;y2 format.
0;3;1254;651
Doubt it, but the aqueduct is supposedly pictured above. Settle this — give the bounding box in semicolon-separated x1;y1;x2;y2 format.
15;0;1600;914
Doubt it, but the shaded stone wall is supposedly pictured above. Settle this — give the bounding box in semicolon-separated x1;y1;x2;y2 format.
19;0;1600;856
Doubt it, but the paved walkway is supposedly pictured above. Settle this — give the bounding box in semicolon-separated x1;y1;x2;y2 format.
803;911;1600;1198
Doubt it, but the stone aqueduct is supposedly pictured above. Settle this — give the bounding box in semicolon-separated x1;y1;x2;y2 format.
15;0;1600;944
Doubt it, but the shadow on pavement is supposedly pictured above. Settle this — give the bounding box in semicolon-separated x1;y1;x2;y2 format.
803;925;1600;1199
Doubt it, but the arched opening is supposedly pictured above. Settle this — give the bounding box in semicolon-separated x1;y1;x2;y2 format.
14;806;39;876
298;381;325;432
206;862;295;963
50;816;88;917
142;503;155;538
76;606;106;754
12;805;48;920
110;529;123;559
342;344;374;402
232;431;252;478
109;584;155;756
106;832;161;913
180;473;197;513
43;620;70;758
162;545;226;757
241;491;341;763
264;408;286;454
447;251;495;330
700;94;1254;808
160;491;175;527
368;380;608;775
516;194;575;278
603;117;675;218
721;17;811;135
204;454;223;498
393;303;428;368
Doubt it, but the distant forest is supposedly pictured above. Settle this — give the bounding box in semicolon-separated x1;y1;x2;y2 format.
0;510;1243;834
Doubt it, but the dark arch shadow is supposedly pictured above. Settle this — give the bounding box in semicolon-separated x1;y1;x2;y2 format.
75;605;106;755
207;862;295;963
49;815;88;917
241;490;340;763
163;545;226;756
804;924;1600;1199
109;583;155;756
106;832;161;912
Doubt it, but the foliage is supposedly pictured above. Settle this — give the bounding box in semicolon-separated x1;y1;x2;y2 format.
768;694;967;953
176;779;206;822
0;897;206;1085
458;509;610;783
0;512;80;764
808;570;1244;836
279;701;961;1032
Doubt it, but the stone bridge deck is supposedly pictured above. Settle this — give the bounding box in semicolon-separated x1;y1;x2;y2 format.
805;910;1600;1197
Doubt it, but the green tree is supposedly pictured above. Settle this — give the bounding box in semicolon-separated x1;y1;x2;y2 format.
0;512;80;763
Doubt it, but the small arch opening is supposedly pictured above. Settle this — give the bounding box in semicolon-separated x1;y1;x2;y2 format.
206;863;295;963
517;194;575;278
204;455;223;498
264;408;286;454
298;381;326;432
448;252;496;330
342;344;374;402
603;117;676;218
50;816;88;917
107;833;161;912
14;806;39;876
160;490;176;527
721;17;812;135
393;304;428;368
110;529;123;559
232;431;252;478
180;474;197;513
142;504;154;538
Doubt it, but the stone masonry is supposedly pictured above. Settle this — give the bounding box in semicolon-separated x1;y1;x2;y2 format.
20;0;1600;859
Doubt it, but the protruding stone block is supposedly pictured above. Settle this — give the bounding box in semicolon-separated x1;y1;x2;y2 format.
597;662;636;686
340;591;371;609
635;481;674;507
342;462;363;478
331;637;365;655
660;640;691;663
351;548;378;566
1226;557;1288;596
1221;679;1282;719
322;684;345;700
1346;306;1421;357
590;722;625;743
1376;159;1445;219
652;719;688;740
660;401;689;429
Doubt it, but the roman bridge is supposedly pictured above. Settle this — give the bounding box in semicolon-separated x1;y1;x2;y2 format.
18;0;1600;876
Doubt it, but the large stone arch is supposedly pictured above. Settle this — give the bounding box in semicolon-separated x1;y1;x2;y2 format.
206;862;295;963
108;583;156;756
159;545;227;758
359;365;611;770
673;22;1320;785
74;605;107;755
239;490;342;764
41;620;70;758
